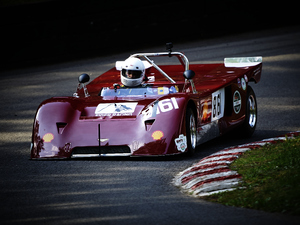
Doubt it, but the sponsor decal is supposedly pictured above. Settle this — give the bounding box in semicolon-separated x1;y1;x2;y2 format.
233;90;242;114
175;134;187;152
241;78;246;90
237;78;241;88
43;133;54;143
142;105;154;119
152;130;164;140
201;100;211;123
63;143;71;152
95;102;138;116
148;76;155;82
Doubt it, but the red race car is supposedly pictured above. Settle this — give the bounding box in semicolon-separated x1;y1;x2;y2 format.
30;44;262;159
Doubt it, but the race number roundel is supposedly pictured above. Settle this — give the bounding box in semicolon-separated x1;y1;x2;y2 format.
233;90;242;114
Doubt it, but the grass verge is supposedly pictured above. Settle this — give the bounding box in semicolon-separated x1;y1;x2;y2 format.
203;136;300;215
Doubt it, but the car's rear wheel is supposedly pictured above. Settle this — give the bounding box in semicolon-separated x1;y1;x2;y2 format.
186;108;197;156
239;85;257;137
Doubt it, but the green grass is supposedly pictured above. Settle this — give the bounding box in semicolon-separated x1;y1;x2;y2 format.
203;136;300;215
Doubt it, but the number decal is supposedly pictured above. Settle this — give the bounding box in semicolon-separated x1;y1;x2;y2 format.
156;97;179;114
212;94;221;118
211;88;225;121
142;97;179;118
171;97;179;109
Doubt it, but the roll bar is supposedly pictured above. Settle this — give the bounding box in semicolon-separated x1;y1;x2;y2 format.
130;52;190;84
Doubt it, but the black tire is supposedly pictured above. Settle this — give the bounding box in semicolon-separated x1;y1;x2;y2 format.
185;108;197;156
239;86;257;137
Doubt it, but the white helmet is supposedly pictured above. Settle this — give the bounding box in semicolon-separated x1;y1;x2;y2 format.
121;57;145;87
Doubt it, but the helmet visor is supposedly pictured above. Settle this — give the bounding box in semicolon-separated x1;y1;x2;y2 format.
122;69;143;79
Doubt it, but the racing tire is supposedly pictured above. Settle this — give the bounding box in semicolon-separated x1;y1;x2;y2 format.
185;108;197;156
239;85;257;137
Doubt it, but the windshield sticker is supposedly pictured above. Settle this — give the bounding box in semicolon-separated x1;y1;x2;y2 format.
95;102;138;116
158;87;169;95
169;86;178;93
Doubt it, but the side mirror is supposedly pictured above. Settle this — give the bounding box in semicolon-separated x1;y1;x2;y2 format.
74;73;90;98
183;70;195;80
78;73;90;83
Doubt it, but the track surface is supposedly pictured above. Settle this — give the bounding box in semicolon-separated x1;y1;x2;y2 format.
1;26;300;224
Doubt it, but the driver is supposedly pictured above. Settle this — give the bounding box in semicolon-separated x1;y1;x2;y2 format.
121;57;145;87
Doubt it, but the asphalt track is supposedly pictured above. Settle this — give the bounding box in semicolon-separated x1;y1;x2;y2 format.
1;26;300;225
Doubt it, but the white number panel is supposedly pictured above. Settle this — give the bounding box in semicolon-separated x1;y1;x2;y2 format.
211;88;225;122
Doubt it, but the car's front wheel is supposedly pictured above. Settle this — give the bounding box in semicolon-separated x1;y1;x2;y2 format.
186;107;197;156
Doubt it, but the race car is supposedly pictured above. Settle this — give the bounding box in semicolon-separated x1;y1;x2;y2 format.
30;44;262;159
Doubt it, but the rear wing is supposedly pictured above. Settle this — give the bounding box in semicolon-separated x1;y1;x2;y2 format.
224;57;262;67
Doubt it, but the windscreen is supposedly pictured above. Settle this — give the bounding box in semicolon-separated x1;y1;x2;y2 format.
100;86;178;97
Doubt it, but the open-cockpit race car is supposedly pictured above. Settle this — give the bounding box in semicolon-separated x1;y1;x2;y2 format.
30;44;262;159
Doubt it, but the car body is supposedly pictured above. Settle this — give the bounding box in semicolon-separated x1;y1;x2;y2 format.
30;48;262;159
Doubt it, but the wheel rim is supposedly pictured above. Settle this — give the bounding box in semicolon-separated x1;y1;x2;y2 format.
248;95;257;128
189;114;197;149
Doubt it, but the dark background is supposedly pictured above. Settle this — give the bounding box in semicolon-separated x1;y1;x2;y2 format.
1;1;300;224
1;27;299;224
0;0;298;69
